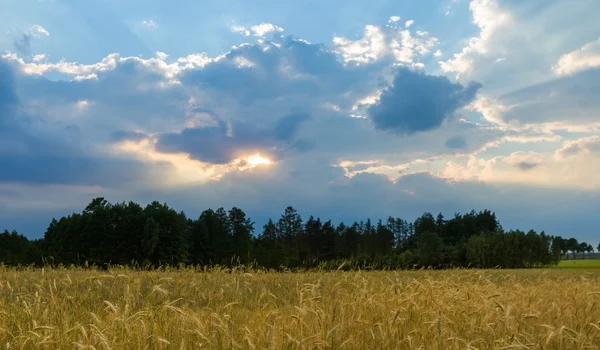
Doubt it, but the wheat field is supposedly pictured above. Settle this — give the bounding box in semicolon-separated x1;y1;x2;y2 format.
0;266;599;349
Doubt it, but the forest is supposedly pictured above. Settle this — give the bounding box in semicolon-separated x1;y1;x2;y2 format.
0;197;595;269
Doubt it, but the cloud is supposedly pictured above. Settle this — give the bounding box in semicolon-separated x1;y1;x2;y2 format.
1;35;386;186
555;136;600;160
466;95;507;125
13;35;33;56
368;67;482;135
438;0;600;96
2;31;498;198
332;22;438;66
142;20;158;29
502;151;544;171
553;37;600;76
180;36;375;108
0;61;19;108
0;152;148;187
443;0;461;16
156;120;244;164
445;135;467;149
515;161;538;171
498;68;600;125
439;0;508;79
333;25;387;64
12;25;50;56
1;50;213;80
111;130;148;142
230;25;250;36
154;111;311;165
0;59;158;187
3;52;119;76
32;54;46;62
231;23;284;37
250;23;284;37
0;20;570;187
30;25;50;37
273;112;311;141
440;144;600;190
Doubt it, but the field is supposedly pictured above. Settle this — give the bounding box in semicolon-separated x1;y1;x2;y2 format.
1;267;599;349
555;259;600;269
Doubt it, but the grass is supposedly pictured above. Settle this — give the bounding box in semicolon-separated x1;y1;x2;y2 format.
555;259;600;269
0;266;599;349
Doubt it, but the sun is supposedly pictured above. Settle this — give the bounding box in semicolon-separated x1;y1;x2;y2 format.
246;154;272;166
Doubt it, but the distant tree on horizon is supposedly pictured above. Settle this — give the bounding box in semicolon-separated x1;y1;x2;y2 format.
0;197;593;270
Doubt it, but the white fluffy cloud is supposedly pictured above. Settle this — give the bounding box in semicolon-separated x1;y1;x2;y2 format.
231;23;285;37
439;0;508;79
439;0;600;96
250;23;284;36
555;136;600;160
332;21;438;67
2;51;213;80
552;37;600;76
438;135;600;190
29;25;50;37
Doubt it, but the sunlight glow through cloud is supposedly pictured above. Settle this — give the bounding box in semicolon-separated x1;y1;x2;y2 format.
246;154;272;167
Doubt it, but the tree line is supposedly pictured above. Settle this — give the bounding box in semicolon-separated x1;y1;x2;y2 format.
0;197;596;270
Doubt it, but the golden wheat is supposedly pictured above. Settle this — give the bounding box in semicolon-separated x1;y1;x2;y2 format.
0;266;598;349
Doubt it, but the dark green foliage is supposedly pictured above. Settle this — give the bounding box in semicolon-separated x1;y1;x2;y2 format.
0;230;32;265
417;231;443;267
0;198;592;269
276;206;303;267
255;219;282;269
229;207;254;264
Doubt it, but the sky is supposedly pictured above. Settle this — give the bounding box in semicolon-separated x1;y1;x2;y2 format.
1;0;599;245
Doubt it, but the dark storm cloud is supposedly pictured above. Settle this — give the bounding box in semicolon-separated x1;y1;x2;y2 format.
368;67;482;135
